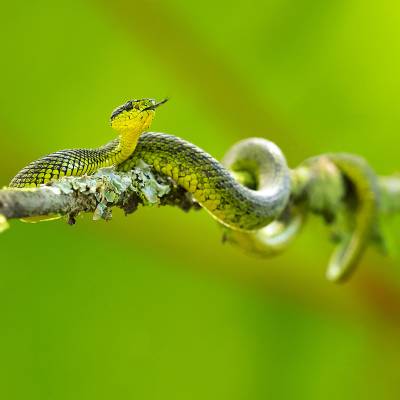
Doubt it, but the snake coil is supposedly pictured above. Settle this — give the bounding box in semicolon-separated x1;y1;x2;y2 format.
9;98;379;282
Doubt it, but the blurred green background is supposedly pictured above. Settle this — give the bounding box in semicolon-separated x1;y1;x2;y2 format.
1;1;400;399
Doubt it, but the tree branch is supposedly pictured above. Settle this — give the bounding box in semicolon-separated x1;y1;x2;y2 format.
1;154;400;269
0;163;199;225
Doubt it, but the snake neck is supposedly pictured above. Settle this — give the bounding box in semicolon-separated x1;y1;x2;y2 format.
95;131;140;168
101;116;154;166
97;132;139;167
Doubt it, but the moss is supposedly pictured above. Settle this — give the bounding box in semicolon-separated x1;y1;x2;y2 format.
48;164;170;222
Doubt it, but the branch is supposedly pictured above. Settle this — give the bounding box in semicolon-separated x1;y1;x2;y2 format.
1;153;400;273
0;163;199;227
2;158;400;226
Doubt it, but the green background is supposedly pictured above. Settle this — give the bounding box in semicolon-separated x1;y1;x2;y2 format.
1;1;400;399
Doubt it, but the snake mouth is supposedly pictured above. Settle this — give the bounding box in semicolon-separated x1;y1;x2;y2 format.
111;98;168;120
142;98;169;112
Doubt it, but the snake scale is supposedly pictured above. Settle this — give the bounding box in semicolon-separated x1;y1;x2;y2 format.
9;98;379;282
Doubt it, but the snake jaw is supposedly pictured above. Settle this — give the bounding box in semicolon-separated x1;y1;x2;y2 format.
110;99;158;137
110;98;168;137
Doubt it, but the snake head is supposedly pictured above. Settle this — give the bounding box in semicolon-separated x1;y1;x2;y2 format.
110;98;168;135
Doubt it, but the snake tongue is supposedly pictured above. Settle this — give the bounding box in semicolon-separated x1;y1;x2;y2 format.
143;98;169;111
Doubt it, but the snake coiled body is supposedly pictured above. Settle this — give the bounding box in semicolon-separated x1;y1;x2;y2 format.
10;132;291;231
8;98;379;282
119;133;290;230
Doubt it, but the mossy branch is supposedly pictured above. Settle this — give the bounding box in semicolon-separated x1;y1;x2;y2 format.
1;154;400;277
1;158;400;228
0;163;198;228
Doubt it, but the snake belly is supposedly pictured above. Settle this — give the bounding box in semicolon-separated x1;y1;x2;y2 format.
118;132;291;230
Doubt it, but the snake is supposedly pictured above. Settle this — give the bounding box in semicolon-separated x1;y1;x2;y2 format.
9;98;379;282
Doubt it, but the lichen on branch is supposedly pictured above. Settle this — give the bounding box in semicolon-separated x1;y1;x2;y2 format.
0;162;198;225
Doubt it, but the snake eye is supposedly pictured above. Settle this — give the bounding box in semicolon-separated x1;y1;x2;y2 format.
125;100;133;111
111;101;134;120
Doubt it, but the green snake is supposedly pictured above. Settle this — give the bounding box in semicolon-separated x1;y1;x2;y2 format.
9;98;379;282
